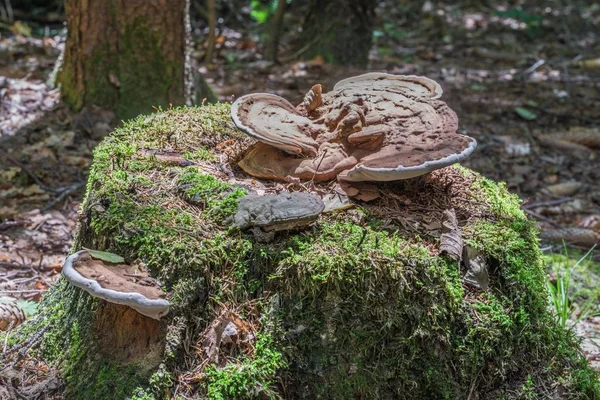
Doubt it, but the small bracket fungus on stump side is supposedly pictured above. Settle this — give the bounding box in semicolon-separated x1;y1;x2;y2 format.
230;192;325;232
231;73;477;183
62;250;170;320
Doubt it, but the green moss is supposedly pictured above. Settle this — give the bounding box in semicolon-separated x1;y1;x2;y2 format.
183;148;218;162
14;105;599;399
205;332;286;400
178;168;247;221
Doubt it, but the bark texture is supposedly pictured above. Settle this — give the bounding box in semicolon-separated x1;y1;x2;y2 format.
56;0;190;119
300;0;376;67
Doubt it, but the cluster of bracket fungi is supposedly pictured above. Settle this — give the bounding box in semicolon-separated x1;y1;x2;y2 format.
231;72;477;183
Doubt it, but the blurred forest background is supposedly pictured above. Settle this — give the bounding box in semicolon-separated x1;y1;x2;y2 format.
0;0;600;373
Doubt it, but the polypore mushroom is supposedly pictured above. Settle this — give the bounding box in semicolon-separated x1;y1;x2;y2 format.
333;72;443;99
232;73;476;183
231;93;322;157
62;250;169;320
230;191;324;232
238;142;358;182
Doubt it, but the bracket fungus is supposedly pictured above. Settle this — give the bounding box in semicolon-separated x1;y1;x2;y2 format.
230;192;325;232
231;72;476;183
62;250;169;320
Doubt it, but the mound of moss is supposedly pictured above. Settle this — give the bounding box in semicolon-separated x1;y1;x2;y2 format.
6;104;599;399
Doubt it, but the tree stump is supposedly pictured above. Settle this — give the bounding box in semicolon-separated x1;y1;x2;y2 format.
6;105;599;399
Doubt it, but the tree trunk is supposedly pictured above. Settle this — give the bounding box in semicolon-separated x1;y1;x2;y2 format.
56;0;192;119
267;0;287;62
204;0;217;64
4;105;600;398
299;0;376;67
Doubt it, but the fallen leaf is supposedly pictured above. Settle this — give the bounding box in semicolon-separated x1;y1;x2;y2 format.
83;248;125;264
515;107;537;120
440;209;463;261
462;246;489;290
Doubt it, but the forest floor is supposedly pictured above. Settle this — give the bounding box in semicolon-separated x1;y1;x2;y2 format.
1;1;600;371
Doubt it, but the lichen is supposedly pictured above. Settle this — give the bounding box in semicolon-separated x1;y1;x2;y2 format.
9;104;598;399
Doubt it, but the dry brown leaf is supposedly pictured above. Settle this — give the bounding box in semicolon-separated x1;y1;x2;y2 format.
440;208;463;261
462;246;489;290
579;215;600;231
0;303;26;330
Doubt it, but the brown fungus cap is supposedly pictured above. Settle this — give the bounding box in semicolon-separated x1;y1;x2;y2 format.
231;93;321;157
62;250;169;320
233;73;476;183
333;73;443;99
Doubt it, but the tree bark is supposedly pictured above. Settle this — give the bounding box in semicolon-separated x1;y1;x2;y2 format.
204;0;217;64
267;0;287;62
299;0;376;67
56;0;192;119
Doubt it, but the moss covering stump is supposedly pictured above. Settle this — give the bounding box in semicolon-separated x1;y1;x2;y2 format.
7;104;599;399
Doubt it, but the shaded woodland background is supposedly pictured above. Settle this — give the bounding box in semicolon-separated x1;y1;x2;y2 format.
1;0;600;375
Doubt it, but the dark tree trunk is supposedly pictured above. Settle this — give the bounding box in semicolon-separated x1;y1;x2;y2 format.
299;0;376;67
267;0;287;62
56;0;192;119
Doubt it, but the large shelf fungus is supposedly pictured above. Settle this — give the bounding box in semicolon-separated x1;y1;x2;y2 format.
231;72;477;182
62;250;170;320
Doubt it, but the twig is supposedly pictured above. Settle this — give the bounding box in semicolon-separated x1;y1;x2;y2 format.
40;182;86;211
0;149;57;193
357;228;368;249
0;220;27;231
524;197;575;209
2;320;15;354
522;208;562;228
310;149;328;182
0;289;46;294
522;59;545;76
1;149;86;209
0;261;25;269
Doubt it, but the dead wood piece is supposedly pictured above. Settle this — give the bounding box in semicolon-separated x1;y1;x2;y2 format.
540;228;599;247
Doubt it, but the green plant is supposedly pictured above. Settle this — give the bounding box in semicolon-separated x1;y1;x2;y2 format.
546;245;598;329
249;0;279;24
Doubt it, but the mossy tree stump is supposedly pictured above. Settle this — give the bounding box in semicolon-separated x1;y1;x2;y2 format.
9;105;599;399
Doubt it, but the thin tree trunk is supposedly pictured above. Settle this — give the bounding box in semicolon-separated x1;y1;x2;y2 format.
204;0;217;64
267;0;287;62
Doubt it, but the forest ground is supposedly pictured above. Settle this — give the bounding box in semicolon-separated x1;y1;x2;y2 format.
1;1;600;370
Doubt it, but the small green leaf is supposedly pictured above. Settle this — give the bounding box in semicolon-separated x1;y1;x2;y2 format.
514;107;537;120
469;83;486;91
525;100;539;108
83;248;125;264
